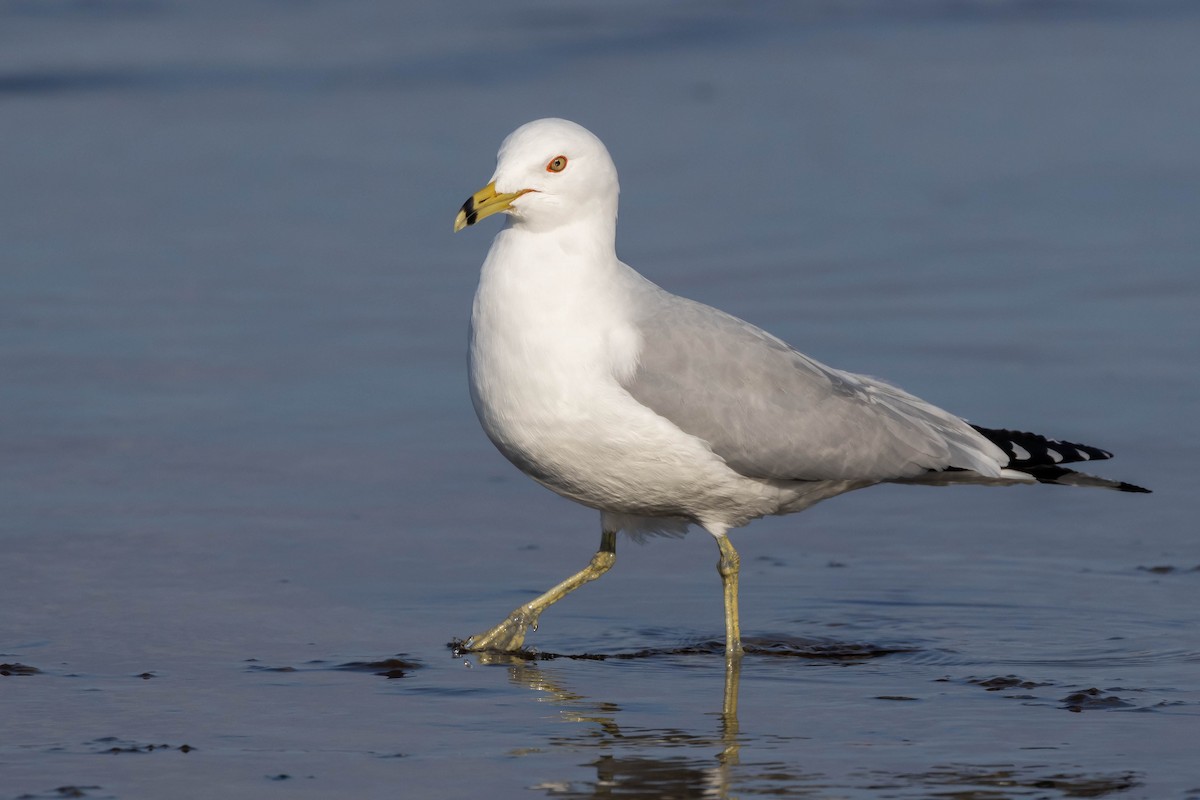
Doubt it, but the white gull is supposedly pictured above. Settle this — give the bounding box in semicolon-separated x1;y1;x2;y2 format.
453;118;1148;656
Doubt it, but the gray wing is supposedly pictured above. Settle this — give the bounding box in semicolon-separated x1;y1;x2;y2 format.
621;285;1006;482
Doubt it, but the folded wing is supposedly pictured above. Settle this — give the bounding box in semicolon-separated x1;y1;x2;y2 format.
622;287;1006;483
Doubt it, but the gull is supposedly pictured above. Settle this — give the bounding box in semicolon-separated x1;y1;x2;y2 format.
452;118;1148;657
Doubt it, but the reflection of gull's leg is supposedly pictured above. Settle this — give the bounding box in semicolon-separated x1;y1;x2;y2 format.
719;651;743;774
463;530;617;652
716;535;744;657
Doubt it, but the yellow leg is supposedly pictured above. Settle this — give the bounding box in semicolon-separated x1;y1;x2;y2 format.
721;648;742;722
463;530;617;652
716;535;744;657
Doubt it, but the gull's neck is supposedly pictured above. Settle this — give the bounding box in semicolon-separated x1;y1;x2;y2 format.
473;207;631;339
511;200;617;248
489;210;620;275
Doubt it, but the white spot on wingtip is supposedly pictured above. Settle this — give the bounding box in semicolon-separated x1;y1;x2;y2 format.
1046;448;1064;463
1078;450;1091;460
1010;442;1031;461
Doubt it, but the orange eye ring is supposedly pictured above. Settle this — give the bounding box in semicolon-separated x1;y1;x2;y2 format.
546;155;568;173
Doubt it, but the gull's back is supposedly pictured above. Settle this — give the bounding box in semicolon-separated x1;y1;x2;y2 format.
620;276;1008;484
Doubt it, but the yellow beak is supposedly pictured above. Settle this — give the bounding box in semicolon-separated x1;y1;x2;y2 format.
453;182;532;232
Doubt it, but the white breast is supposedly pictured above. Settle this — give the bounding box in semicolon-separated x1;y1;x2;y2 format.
467;227;759;520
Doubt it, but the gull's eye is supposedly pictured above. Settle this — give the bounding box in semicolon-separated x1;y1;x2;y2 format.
546;155;568;173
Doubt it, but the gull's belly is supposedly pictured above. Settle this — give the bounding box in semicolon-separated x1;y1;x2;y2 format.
469;348;757;519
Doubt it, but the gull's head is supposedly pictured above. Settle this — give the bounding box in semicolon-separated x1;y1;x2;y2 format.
454;118;619;234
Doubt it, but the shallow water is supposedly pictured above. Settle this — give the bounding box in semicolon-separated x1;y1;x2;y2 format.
3;1;1199;798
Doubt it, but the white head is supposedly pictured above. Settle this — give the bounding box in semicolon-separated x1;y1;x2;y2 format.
454;118;619;235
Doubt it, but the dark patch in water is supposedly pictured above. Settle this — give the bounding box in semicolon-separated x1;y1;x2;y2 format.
885;764;1142;797
14;786;106;799
450;636;910;662
1137;564;1200;574
1061;688;1136;712
334;656;421;679
746;637;912;660
1;662;41;676
967;674;1053;692
245;654;421;679
962;676;1172;713
245;664;298;673
88;737;193;754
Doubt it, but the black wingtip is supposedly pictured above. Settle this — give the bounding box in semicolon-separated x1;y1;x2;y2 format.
971;425;1115;466
1020;464;1151;493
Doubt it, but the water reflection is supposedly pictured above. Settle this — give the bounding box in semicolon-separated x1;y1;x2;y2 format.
458;639;904;798
472;650;1147;799
488;651;745;799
